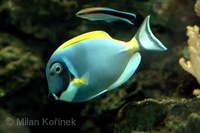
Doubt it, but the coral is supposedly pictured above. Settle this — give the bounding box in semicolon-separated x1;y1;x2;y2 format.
195;0;200;17
179;25;200;84
193;88;200;98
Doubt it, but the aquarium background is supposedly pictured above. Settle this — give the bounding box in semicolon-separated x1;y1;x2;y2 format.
0;0;200;133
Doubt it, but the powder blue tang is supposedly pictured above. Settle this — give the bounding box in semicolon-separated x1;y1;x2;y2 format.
46;16;167;102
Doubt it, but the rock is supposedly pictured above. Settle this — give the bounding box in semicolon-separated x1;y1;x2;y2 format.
115;98;200;133
114;99;166;133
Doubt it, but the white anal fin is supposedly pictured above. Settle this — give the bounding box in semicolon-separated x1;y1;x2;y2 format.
87;89;108;101
107;52;141;91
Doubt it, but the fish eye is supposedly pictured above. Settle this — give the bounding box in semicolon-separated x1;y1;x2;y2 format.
50;62;63;75
55;66;61;72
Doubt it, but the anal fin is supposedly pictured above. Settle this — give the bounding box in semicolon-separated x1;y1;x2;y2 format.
107;52;141;91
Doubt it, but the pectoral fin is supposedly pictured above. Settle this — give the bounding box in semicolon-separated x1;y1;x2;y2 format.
73;72;89;85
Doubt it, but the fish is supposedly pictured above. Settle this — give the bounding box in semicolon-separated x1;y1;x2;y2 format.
76;7;136;25
46;16;167;103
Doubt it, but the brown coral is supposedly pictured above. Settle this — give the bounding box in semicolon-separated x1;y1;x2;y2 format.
179;25;200;84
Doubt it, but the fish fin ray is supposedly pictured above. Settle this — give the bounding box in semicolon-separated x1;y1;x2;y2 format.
107;52;141;91
87;89;108;101
73;71;89;85
128;15;167;51
56;31;111;51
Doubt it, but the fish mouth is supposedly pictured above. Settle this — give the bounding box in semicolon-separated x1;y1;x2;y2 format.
48;92;62;100
52;93;59;100
48;84;67;101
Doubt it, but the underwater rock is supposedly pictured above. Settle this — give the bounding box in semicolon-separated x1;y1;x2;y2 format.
114;99;166;133
153;0;197;32
0;33;47;120
80;119;101;133
0;0;79;43
0;34;44;99
175;113;200;133
115;98;200;133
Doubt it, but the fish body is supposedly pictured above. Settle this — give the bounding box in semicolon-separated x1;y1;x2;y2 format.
46;16;167;102
76;7;136;25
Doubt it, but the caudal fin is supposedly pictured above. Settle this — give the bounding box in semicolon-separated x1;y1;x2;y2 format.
129;15;167;51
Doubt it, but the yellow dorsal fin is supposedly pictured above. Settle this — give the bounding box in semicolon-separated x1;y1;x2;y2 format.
56;31;111;51
73;72;89;85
